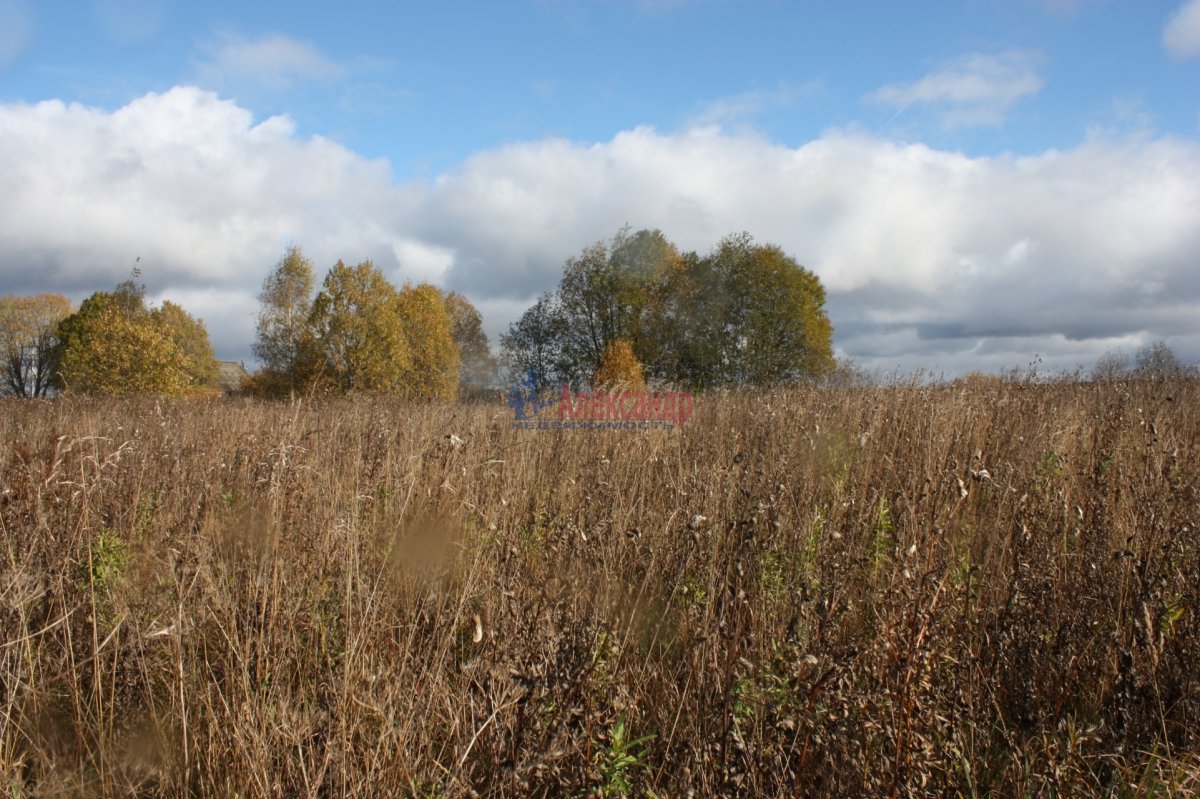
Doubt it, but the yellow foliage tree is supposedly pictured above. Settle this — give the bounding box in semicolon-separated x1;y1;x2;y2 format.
395;283;459;400
593;338;646;391
251;245;317;397
55;285;191;394
285;262;466;400
155;300;219;390
308;260;411;393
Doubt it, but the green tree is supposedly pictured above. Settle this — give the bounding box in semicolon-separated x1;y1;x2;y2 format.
703;233;834;385
253;246;315;392
658;249;729;387
155;300;219;389
500;293;568;390
556;227;679;383
641;234;835;387
443;291;498;398
308;260;410;392
0;293;72;397
502;228;835;389
55;282;191;394
396;283;459;400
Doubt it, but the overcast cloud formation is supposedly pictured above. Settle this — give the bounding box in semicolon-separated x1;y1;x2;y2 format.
1;86;1198;375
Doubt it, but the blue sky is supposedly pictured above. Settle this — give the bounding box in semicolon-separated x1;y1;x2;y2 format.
6;1;1195;168
1;0;1199;374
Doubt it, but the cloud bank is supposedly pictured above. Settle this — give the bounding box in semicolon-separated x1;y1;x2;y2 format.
2;86;1198;374
1164;0;1200;60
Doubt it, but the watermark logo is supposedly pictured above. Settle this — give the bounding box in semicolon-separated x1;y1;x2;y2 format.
506;369;557;421
508;370;693;430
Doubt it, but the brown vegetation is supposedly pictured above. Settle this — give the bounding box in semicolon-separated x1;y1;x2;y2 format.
1;379;1198;796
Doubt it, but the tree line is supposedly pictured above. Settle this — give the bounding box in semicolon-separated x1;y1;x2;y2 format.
246;246;496;399
4;227;1195;399
0;278;218;396
1090;341;1199;382
0;252;498;399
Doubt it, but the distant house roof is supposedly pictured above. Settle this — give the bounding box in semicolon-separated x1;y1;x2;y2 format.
215;361;248;393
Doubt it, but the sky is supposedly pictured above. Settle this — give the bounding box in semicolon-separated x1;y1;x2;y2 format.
1;0;1198;376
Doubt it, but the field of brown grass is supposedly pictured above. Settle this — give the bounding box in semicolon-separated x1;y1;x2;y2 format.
2;380;1198;797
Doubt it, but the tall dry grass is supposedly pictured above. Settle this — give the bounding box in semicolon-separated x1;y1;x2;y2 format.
1;379;1198;797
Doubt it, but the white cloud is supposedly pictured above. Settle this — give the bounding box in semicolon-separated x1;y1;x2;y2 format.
0;87;404;358
865;51;1044;128
418;127;1200;371
1;86;1199;375
1164;0;1200;60
390;240;455;285
196;32;343;90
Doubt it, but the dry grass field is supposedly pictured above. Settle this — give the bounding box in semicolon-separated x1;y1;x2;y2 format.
2;380;1198;797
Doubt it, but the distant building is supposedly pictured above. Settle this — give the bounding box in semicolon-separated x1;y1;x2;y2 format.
215;361;249;393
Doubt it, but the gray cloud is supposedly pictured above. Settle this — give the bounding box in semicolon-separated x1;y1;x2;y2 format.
1;86;1198;375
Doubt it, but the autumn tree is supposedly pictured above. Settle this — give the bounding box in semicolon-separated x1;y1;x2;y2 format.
253;246;316;394
502;228;681;387
593;338;646;390
396;283;459;400
443;290;498;398
308;260;411;392
155;300;219;389
259;257;466;400
556;227;680;383
502;228;834;389
0;293;72;397
678;233;834;387
55;281;192;394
